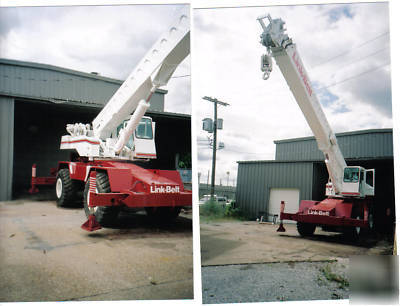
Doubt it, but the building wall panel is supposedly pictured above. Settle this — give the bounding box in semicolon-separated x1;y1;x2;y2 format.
236;161;314;218
0;97;14;200
275;129;393;161
0;59;165;112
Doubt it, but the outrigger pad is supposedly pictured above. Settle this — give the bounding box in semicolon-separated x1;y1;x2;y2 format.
81;215;102;232
277;222;286;232
28;186;39;194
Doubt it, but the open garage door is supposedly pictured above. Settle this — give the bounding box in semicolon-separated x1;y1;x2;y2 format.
269;188;299;224
12;100;99;196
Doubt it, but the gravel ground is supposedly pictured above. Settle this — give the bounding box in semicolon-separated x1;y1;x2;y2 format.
202;260;349;304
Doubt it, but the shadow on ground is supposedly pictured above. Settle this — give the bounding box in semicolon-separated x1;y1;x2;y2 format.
201;234;244;262
87;211;193;240
278;232;383;249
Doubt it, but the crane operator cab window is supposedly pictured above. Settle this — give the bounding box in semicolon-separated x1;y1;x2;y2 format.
343;167;360;183
135;117;153;139
116;117;154;151
116;116;156;159
117;122;134;150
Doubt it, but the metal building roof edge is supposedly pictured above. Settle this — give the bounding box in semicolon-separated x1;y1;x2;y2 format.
0;91;104;107
237;159;314;164
237;156;393;164
0;91;190;119
0;58;168;95
273;128;393;144
147;110;191;119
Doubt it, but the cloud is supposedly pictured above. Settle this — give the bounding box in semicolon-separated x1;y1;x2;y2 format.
0;4;190;114
162;56;191;114
0;7;20;36
327;5;355;22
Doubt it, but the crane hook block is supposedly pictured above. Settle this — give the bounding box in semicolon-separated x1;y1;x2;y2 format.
261;54;273;80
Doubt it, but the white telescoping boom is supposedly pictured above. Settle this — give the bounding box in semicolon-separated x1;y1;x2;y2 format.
61;7;190;160
257;14;374;198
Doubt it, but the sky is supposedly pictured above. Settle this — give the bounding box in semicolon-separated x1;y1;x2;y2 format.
193;2;392;187
0;4;191;114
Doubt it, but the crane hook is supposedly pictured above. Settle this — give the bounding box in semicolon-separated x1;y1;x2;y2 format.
261;53;273;80
262;70;271;80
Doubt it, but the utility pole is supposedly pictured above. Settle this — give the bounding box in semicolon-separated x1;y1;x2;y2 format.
202;96;229;199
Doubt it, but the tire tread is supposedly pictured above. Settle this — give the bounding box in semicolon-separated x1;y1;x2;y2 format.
83;171;120;227
56;168;79;207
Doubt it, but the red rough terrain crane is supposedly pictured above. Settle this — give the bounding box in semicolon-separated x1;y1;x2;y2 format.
258;14;375;240
30;8;192;231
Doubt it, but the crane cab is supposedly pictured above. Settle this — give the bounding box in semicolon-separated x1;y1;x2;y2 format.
342;166;375;197
325;166;375;198
340;166;375;197
116;116;156;159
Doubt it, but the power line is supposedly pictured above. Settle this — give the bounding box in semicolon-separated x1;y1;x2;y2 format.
311;30;389;69
225;149;269;155
199;145;270;156
317;62;390;91
171;74;190;79
328;46;389;72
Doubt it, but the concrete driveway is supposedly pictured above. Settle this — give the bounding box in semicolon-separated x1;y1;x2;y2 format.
200;220;393;304
200;220;390;266
0;199;193;302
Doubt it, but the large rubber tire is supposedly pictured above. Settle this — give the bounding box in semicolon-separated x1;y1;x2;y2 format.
364;205;374;235
345;205;373;242
83;172;120;227
56;168;80;207
297;222;316;237
344;220;361;242
145;206;182;223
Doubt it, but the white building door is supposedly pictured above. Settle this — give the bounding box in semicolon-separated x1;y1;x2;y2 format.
269;188;300;223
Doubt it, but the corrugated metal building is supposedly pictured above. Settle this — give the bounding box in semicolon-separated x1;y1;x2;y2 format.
236;129;394;233
0;58;191;200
